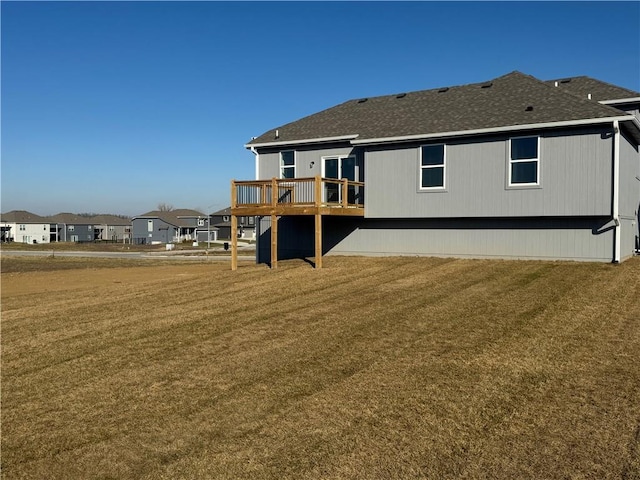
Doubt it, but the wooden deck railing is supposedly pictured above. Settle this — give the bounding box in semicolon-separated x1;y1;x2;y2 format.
230;176;364;270
231;176;364;211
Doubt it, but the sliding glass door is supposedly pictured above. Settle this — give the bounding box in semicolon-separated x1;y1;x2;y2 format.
323;155;362;204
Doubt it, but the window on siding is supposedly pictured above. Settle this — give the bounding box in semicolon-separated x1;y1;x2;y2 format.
280;151;295;179
68;225;75;232
420;144;445;189
510;136;539;185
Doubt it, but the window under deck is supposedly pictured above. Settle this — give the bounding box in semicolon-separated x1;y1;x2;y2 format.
230;176;365;269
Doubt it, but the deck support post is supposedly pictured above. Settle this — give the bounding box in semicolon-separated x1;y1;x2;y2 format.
231;179;238;271
271;214;278;268
270;177;279;268
315;213;322;269
231;177;363;270
231;214;238;271
314;175;323;269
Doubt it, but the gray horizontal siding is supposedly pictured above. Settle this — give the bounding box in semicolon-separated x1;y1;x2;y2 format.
618;132;640;259
257;145;359;180
257;152;280;179
365;127;613;218
327;217;614;262
256;216;616;264
620;218;638;261
619;131;640;217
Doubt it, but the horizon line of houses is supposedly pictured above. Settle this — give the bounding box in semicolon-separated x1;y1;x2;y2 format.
0;208;256;245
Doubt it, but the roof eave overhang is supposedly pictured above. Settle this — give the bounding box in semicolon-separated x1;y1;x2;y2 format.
621;116;640;144
599;97;640;105
351;116;637;146
245;134;359;149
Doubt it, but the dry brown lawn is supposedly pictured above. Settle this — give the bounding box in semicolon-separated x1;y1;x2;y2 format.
2;255;639;479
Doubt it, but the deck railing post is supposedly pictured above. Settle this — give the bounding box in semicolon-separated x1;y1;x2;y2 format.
271;178;278;207
231;180;237;208
342;179;348;207
315;175;322;207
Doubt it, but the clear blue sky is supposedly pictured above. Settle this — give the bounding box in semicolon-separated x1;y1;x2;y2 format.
2;1;639;216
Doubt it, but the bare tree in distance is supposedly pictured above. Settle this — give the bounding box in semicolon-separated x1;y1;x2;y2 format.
157;203;174;212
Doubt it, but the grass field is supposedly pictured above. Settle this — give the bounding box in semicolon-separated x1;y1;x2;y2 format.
2;255;639;479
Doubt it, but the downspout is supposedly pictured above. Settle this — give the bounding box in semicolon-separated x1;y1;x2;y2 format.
250;146;260;264
250;146;259;180
613;120;621;263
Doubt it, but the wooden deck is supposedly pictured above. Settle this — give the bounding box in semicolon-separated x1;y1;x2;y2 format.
230;176;364;269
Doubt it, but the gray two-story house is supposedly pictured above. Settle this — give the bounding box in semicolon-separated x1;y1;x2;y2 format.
231;71;640;268
131;209;205;244
210;207;255;240
50;213;97;242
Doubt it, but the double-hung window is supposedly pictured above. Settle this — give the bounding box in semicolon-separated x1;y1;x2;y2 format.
509;136;540;185
280;151;295;179
420;144;445;189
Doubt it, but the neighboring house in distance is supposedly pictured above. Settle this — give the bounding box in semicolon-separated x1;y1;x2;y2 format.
49;213;98;242
1;211;133;243
231;71;640;267
90;215;132;242
210;207;255;240
0;210;56;244
131;209;207;244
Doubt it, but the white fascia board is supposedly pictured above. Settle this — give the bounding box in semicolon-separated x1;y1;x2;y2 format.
599;97;640;105
350;116;634;146
245;134;359;149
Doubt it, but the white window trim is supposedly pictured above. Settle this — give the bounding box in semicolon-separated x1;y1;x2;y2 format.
280;150;296;179
508;136;541;187
320;154;358;179
419;144;446;190
321;154;361;204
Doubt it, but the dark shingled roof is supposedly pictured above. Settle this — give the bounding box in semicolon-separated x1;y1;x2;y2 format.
132;209;205;227
247;71;635;147
1;210;49;223
544;76;640;102
48;213;95;224
88;214;131;225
